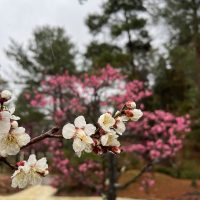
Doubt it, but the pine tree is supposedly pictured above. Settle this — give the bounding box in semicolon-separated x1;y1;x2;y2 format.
85;0;151;79
6;25;76;85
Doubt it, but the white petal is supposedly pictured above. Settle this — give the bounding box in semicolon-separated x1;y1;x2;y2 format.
11;115;20;120
29;173;42;185
84;144;92;153
132;109;143;121
74;116;86;128
9;106;15;114
16;133;30;147
0;111;11;135
11;172;28;188
11;169;21;178
111;139;120;147
98;113;115;131
27;154;37;166
84;124;96;136
115;121;126;135
13;127;25;135
62;123;75;139
36;157;48;172
101;135;109;146
6;144;20;156
83;135;94;144
76;151;82;157
73;138;85;152
22;163;30;173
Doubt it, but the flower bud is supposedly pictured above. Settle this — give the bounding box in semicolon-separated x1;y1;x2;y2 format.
126;101;136;109
16;161;25;167
110;146;121;154
124;110;134;118
11;121;18;128
1;90;12;101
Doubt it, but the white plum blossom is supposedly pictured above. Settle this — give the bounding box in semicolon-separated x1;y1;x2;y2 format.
0;126;30;157
98;113;115;132
0;90;12;100
114;117;126;135
124;109;143;121
62;116;96;156
11;154;49;188
130;109;143;121
11;162;30;189
100;131;120;147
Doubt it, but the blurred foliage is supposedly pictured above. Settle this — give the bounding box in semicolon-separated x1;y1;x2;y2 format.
84;41;131;70
15;92;49;138
156;160;200;180
153;0;200;112
6;26;77;138
152;0;200;180
85;0;152;80
6;26;76;85
0;76;8;91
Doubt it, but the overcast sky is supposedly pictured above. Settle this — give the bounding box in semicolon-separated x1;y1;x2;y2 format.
0;0;168;89
0;0;102;80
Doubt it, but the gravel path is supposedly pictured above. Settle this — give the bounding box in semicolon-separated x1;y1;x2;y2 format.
0;185;136;200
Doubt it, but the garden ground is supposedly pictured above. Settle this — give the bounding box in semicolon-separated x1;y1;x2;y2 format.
1;171;200;200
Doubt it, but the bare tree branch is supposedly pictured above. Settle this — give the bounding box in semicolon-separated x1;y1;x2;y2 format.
0;127;62;170
21;127;61;149
116;161;154;190
0;157;17;170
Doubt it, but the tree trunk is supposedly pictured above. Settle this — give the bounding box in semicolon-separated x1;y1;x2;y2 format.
192;0;200;99
107;153;117;200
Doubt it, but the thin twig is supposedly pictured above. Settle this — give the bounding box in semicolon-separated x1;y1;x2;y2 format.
116;161;154;190
21;127;62;149
0;157;17;170
0;127;62;170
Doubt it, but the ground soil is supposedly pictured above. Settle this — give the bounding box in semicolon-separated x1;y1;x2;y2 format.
1;171;200;200
118;170;200;200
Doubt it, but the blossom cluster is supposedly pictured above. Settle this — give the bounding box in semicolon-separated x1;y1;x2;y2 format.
123;110;190;161
0;90;30;157
0;90;49;188
0;89;143;189
11;154;49;188
62;101;143;157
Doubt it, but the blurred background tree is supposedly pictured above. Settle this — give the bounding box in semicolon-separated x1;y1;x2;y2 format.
151;0;200;182
153;0;200;113
85;0;152;80
6;26;76;86
5;26;77;143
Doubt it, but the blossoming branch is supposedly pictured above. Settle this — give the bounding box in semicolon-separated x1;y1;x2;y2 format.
0;89;143;188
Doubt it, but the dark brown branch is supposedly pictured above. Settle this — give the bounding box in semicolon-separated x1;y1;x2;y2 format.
116;161;154;190
21;127;62;149
0;127;62;170
0;157;17;170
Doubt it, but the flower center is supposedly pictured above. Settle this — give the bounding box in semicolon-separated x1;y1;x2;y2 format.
76;129;87;141
5;133;17;145
103;116;111;126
